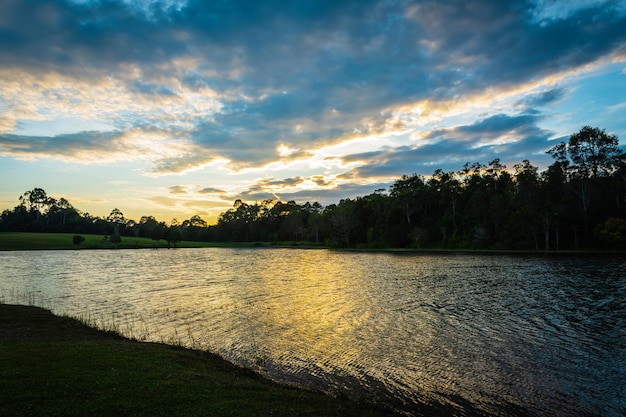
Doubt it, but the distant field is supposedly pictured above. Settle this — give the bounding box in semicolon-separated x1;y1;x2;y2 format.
0;233;326;251
0;232;217;251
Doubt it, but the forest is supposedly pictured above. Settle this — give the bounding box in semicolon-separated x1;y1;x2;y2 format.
2;126;625;250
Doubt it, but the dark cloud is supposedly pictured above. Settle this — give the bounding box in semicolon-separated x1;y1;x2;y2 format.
273;182;393;204
266;177;307;187
1;0;625;167
235;179;389;205
168;185;187;194
198;187;226;194
4;1;625;88
518;88;567;108
343;112;556;179
0;130;127;158
455;113;544;136
133;80;177;96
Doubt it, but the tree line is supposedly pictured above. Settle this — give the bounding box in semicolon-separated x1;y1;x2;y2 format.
2;126;625;250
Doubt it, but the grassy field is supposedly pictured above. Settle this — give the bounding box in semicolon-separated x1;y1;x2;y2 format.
0;303;399;417
0;232;224;251
0;233;327;251
4;232;617;254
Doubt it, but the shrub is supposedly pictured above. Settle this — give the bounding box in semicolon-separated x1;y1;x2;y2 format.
72;235;85;246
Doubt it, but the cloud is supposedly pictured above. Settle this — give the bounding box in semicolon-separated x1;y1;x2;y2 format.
133;80;177;97
233;176;390;205
338;112;557;180
517;88;567;108
198;187;226;195
1;0;625;178
168;185;188;194
0;131;129;162
0;67;221;137
607;101;626;113
0;127;192;164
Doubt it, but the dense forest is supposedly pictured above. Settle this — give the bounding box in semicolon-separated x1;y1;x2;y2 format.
2;126;625;250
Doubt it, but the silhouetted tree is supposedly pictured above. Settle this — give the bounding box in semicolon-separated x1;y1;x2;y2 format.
165;227;183;248
548;126;626;245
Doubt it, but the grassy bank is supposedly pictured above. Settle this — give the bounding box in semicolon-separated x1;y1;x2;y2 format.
0;233;326;251
4;232;620;255
0;304;398;417
0;232;222;250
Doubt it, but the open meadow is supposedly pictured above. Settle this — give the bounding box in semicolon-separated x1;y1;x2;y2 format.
0;232;224;251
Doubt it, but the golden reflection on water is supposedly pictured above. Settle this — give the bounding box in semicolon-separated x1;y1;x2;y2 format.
238;250;441;396
255;251;369;362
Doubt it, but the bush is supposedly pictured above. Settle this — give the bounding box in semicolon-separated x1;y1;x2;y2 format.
109;234;122;248
594;218;626;249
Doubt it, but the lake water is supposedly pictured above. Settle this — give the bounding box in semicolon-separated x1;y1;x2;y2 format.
0;248;624;416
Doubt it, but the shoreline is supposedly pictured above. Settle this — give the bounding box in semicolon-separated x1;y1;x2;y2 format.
2;232;624;255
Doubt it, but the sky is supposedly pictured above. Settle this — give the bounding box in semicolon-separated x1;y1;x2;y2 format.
1;0;626;224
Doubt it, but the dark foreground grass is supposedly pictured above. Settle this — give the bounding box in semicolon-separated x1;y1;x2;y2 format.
0;304;399;417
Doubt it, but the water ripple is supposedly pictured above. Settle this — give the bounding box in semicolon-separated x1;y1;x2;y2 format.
1;249;624;416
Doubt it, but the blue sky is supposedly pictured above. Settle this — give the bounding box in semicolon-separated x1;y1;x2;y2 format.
1;0;625;224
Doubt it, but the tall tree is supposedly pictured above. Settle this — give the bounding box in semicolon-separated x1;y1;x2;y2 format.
513;160;541;248
326;200;357;247
549;126;623;179
19;188;53;220
389;174;425;226
548;126;625;243
107;208;126;234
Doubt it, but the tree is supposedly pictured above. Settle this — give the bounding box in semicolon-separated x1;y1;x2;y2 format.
280;201;307;241
165;227;183;248
389;174;426;226
429;169;461;239
549;126;623;179
109;233;122;249
513;160;541;248
19;188;55;223
189;215;207;228
304;201;324;244
326;199;357;247
49;198;78;230
138;216;165;245
107;208;126;235
548;126;625;243
19;188;47;212
594;217;626;249
126;219;140;241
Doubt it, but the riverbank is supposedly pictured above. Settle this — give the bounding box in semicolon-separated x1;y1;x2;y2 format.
2;232;624;254
0;232;324;251
0;303;398;417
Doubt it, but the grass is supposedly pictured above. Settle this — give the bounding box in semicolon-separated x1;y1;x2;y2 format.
5;232;616;254
0;233;327;251
0;232;220;251
0;303;399;417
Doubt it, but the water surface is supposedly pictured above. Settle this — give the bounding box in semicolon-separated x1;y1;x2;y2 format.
0;249;624;416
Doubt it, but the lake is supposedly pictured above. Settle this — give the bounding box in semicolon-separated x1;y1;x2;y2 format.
0;248;624;416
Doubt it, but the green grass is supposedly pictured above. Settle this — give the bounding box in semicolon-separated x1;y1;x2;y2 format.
0;304;399;417
0;232;216;251
0;233;327;251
